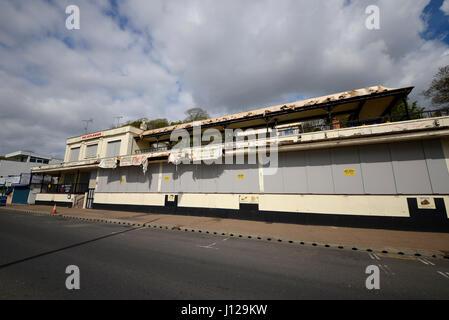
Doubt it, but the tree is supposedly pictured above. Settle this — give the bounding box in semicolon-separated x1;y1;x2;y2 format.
127;120;144;129
391;99;424;120
423;65;449;107
147;118;169;130
126;118;169;130
184;108;210;122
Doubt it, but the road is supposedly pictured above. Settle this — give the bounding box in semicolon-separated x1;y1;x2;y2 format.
0;209;448;299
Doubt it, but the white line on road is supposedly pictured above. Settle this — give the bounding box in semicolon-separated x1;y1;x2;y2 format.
437;271;449;279
418;258;435;266
368;253;381;260
383;264;395;275
198;242;219;250
378;264;392;276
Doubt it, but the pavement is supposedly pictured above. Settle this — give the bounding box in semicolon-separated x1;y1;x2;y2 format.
1;204;449;259
1;209;449;299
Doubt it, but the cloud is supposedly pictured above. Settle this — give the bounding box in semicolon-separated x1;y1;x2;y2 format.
0;0;448;157
441;0;449;15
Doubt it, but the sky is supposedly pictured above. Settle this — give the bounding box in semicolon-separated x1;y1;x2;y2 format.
0;0;449;158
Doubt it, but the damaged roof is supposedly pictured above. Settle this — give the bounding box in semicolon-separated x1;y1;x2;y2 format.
140;85;413;139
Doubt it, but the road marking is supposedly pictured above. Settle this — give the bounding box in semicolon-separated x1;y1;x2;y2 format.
383;264;395;275
437;271;449;279
368;253;381;260
378;264;394;276
418;258;435;266
198;242;218;250
376;252;417;261
222;238;229;241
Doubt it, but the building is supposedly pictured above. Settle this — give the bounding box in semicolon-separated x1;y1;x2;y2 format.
31;85;449;232
0;151;62;204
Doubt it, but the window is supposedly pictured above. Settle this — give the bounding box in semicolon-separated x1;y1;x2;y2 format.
43;159;49;164
70;147;80;162
85;144;98;158
29;157;36;163
106;140;121;157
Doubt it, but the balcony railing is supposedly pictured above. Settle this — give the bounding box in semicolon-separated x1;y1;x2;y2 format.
133;109;449;154
41;183;89;194
135;146;169;154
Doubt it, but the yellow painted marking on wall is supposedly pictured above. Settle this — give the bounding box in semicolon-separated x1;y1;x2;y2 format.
344;169;355;176
164;176;170;182
237;174;245;180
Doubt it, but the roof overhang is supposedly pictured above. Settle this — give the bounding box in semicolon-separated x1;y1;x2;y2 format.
138;85;413;142
31;164;99;174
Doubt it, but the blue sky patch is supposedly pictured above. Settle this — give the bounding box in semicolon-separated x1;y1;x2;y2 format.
421;0;449;44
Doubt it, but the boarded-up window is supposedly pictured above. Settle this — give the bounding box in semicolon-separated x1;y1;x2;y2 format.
86;144;98;158
106;140;121;157
70;147;80;162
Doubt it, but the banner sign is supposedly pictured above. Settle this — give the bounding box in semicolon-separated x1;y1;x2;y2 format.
191;145;223;162
168;150;191;165
99;158;117;169
82;132;102;141
120;155;148;167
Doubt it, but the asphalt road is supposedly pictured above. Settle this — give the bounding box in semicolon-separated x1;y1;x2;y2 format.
0;209;448;299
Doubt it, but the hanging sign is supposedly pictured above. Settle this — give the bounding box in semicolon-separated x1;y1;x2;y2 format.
99;158;117;169
191;145;222;162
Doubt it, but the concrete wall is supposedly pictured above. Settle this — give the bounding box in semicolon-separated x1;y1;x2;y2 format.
35;193;73;204
0;160;37;177
64;126;142;162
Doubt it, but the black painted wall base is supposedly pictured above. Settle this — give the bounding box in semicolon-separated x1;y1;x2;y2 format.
88;197;449;233
35;200;73;208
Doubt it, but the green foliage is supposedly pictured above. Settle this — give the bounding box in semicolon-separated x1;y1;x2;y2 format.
391;99;424;120
423;65;449;107
126;107;210;132
127;120;143;128
184;108;210;122
147;118;169;130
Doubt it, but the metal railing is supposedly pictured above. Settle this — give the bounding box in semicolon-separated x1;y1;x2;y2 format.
41;183;89;194
277;109;449;134
135;146;169;154
133;109;449;154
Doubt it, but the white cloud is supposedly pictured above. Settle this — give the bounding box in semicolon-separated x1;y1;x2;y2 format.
0;0;448;157
441;0;449;15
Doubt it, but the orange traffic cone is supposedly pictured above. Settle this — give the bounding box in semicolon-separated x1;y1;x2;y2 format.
52;204;57;214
